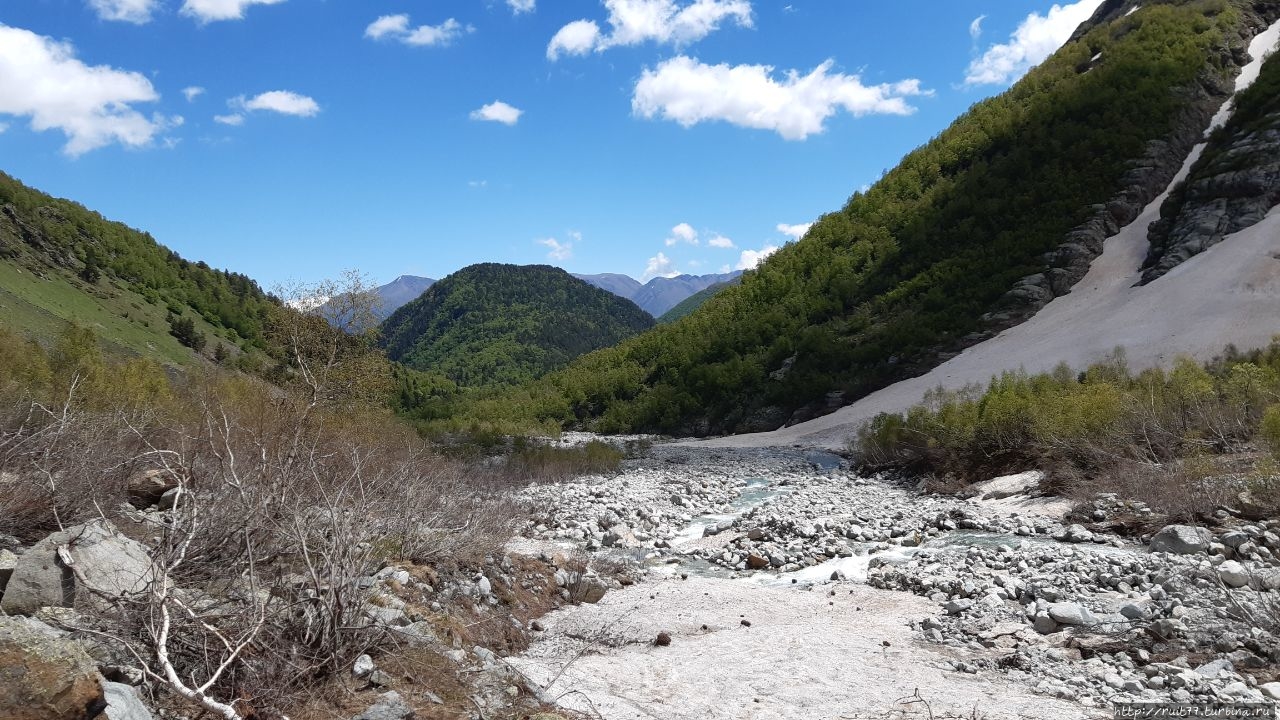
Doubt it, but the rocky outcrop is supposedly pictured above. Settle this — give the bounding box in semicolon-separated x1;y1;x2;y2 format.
1142;110;1280;282
0;616;106;720
1;519;154;616
981;3;1280;331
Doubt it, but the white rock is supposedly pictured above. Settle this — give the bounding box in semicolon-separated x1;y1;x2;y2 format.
1217;560;1250;589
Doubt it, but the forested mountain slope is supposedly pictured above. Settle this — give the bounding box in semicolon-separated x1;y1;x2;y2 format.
381;264;654;387
475;0;1280;436
0;172;276;366
658;278;741;324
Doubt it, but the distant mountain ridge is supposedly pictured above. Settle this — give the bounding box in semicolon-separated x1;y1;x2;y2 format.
380;263;654;387
373;275;434;318
574;271;742;316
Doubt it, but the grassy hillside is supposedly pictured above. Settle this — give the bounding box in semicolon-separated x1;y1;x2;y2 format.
0;172;276;367
468;0;1250;435
381;263;655;387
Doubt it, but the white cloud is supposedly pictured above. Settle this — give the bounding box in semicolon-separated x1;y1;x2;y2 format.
665;222;699;246
470;100;522;125
547;0;752;59
539;236;574;261
0;24;178;156
88;0;159;23
964;0;1103;86
708;234;735;249
547;20;602;60
508;0;536;14
181;0;285;23
468;179;488;188
213;113;244;126
736;245;777;270
365;14;409;40
0;122;8;133
365;15;470;47
236;90;320;117
776;222;811;240
642;251;680;280
968;14;986;43
182;86;205;102
633;56;929;140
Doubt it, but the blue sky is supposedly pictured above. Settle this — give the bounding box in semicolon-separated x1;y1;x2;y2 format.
0;0;1101;288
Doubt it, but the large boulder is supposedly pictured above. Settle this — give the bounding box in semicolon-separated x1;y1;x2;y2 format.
1;519;154;616
126;469;178;509
1149;525;1213;555
0;615;106;720
102;681;154;720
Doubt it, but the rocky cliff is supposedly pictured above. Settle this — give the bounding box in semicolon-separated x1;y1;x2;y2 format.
1142;44;1280;282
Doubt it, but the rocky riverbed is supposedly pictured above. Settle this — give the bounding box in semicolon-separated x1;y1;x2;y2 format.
511;444;1280;719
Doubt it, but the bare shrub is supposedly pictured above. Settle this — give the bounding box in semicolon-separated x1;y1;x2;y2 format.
0;309;520;718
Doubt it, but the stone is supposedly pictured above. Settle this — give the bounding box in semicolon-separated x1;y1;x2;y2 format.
654;631;672;647
944;599;973;615
367;670;394;687
127;468;178;508
103;681;154;720
1059;524;1094;543
156;487;181;512
1216;560;1250;589
1119;604;1149;621
1;519;154;616
1194;658;1233;678
0;616;106;720
1260;682;1280;701
1047;603;1098;626
365;606;409;628
1033;613;1059;634
746;553;769;570
352;690;414;720
0;547;16;593
353;654;376;678
477;577;492;596
1149;525;1213;555
1219;530;1250;549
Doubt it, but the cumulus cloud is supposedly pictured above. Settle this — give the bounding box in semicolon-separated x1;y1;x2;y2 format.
182;86;205;102
181;0;285;23
547;20;603;60
665;222;699;246
964;0;1103;86
708;234;735;249
776;222;811;240
365;15;470;47
0;24;180;156
88;0;159;23
642;252;680;280
736;245;777;270
508;0;535;14
235;90;320;117
470;100;522;125
548;0;752;59
633;56;929;140
213;113;244;125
